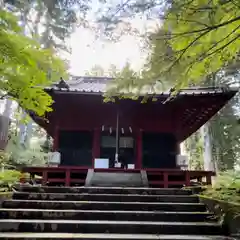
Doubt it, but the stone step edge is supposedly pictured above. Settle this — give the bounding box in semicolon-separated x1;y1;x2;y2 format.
4;200;204;205
13;192;197;198
0;233;234;240
0;208;213;215
0;219;221;226
14;185;191;191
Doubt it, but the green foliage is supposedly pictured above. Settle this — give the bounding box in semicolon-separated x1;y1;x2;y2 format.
0;9;67;116
184;130;204;170
151;0;240;89
104;0;240;92
0;170;21;186
181;59;240;171
5;0;90;51
161;0;238;86
185;99;240;172
209;101;240;171
0;116;48;169
0;150;10;165
41;134;53;153
0;170;28;191
144;29;177;90
6;134;47;167
203;170;240;204
200;71;240;171
104;62;159;99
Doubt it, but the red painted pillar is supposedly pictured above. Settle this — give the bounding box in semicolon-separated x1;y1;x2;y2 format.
163;172;168;188
176;142;180;155
53;125;59;151
185;171;191;186
176;141;180;168
206;172;212;185
65;169;70;186
136;129;142;169
42;170;48;185
92;128;100;168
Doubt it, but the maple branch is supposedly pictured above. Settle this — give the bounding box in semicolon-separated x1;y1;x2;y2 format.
167;29;211;72
162;15;240;38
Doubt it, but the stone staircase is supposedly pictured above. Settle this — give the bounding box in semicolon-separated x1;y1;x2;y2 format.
0;185;234;239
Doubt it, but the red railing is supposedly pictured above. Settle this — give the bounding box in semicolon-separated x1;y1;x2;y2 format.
146;169;215;188
21;166;215;187
21;166;89;187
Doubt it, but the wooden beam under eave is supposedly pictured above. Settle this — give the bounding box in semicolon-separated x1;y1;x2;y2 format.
179;100;227;141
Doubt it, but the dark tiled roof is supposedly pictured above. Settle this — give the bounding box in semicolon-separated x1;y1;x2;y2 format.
46;76;113;93
45;76;238;96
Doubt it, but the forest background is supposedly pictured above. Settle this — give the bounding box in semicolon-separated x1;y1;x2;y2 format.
0;0;240;175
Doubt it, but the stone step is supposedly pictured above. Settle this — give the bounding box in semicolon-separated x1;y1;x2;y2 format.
0;233;235;240
12;192;199;203
14;185;192;195
88;172;144;187
0;219;223;235
2;200;206;212
0;209;216;222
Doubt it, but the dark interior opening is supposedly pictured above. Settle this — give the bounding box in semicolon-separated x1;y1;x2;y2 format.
142;132;177;168
59;130;93;166
100;131;135;168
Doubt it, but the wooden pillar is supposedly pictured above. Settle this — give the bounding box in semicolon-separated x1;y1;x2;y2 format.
206;172;212;185
185;171;191;186
65;169;71;186
175;141;180;168
53;125;59;151
163;172;168;188
136;129;142;169
176;142;180;155
92;128;100;168
42;170;48;185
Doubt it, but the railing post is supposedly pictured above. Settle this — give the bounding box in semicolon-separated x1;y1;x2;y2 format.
185;171;190;186
42;170;47;185
65;169;71;186
206;172;212;185
197;177;202;183
53;125;59;151
136;130;142;168
92;128;100;168
163;172;168;188
20;170;25;184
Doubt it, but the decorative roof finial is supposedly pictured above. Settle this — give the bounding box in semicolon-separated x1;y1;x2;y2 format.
55;77;69;89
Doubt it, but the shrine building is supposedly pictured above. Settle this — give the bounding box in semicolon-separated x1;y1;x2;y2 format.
25;76;238;187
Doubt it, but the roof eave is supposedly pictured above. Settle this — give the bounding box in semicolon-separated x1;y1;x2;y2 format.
44;87;238;98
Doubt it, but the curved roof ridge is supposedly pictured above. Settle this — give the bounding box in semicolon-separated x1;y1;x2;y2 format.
48;77;238;95
70;75;114;83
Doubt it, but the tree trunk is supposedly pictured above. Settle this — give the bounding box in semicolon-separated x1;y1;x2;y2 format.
3;99;12;118
201;123;214;171
25;121;33;147
18;5;31;146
